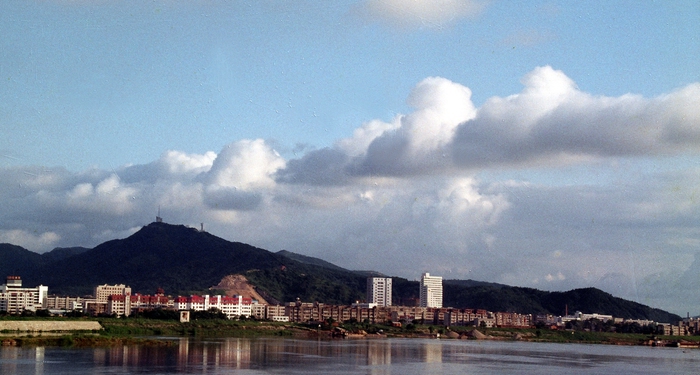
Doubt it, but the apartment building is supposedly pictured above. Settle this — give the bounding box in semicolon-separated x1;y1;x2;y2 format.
82;283;132;316
45;295;86;311
0;276;48;314
366;277;392;307
95;284;132;302
107;294;131;316
419;273;443;308
130;293;172;311
173;295;253;319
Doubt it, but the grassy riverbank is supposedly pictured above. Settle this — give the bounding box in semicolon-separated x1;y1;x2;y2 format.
98;317;301;337
2;317;699;348
1;317;306;347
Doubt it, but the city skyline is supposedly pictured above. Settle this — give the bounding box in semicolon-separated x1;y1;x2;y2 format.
1;1;699;315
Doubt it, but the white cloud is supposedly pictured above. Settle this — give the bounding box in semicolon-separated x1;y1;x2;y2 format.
0;229;60;252
159;150;216;175
362;0;487;28
61;174;138;215
551;272;565;281
203;139;285;190
452;67;700;168
280;66;700;185
337;118;400;158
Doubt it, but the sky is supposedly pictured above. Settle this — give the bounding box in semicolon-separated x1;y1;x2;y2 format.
1;0;699;315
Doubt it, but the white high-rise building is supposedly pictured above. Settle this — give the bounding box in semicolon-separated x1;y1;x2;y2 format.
419;273;442;308
366;277;392;307
0;276;49;314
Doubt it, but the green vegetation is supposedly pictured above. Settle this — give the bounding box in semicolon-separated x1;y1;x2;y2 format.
96;316;301;338
7;334;174;348
245;266;366;305
1;316;304;347
3;314;699;349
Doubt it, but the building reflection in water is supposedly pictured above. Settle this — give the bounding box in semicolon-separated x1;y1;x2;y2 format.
423;340;443;364
0;346;45;375
2;337;455;373
0;347;19;374
176;337;251;371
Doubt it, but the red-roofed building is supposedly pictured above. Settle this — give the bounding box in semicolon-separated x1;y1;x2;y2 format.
107;294;130;316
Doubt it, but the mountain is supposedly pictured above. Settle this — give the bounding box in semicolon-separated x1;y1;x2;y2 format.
8;223;367;304
441;284;680;323
0;243;43;279
0;222;682;322
35;222;292;295
444;279;508;288
40;246;91;263
276;250;347;272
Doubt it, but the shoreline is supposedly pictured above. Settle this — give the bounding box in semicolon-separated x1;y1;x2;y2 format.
1;318;698;349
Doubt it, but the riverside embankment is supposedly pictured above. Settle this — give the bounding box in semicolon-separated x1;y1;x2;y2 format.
0;320;102;332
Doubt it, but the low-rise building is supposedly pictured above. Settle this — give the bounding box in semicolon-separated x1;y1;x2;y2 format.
174;295;253;319
45;295;86;312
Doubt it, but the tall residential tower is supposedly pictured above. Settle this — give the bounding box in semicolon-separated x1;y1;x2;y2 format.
419;273;442;308
366;277;392;307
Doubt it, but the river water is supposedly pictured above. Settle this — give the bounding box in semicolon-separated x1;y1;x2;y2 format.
1;337;699;374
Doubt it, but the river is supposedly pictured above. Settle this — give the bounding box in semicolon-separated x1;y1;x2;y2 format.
2;337;699;374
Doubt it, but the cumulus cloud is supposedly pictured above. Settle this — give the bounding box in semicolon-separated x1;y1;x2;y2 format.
0;229;60;252
277;66;700;185
203;186;262;211
281;76;476;182
452;66;700;167
362;0;487;28
255;176;510;279
118;150;216;184
0;139;286;250
202;139;285;190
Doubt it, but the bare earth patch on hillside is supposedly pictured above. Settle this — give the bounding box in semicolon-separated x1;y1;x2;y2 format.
210;274;269;305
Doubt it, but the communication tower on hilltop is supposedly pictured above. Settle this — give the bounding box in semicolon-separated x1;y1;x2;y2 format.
156;206;163;223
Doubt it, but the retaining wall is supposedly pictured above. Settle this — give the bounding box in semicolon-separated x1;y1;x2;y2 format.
0;321;102;332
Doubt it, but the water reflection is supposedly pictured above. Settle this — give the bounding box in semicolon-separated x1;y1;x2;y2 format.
2;338;700;374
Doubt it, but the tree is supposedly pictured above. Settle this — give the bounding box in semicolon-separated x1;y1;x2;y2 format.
191;308;227;320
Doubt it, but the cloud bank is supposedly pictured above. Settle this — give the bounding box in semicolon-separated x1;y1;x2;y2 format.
281;66;700;183
2;66;700;315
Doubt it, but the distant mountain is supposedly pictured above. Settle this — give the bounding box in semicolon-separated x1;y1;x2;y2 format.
276;250;347;272
440;284;680;323
40;246;91;263
5;223;367;304
35;222;292;296
444;279;508;288
0;243;43;279
0;222;682;322
275;250;385;277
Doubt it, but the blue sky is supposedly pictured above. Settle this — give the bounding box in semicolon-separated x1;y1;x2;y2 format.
1;1;700;315
3;1;697;169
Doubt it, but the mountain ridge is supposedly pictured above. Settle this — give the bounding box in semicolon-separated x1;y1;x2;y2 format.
0;222;682;322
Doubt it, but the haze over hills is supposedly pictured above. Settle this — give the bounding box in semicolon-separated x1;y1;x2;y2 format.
0;222;682;323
